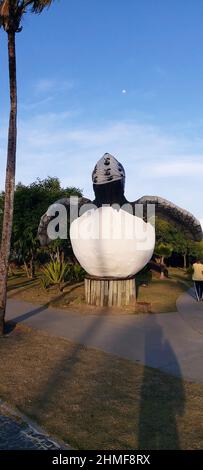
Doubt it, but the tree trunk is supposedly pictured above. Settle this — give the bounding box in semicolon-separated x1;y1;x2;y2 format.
159;256;165;279
0;30;17;335
23;261;30;279
160;270;165;279
183;253;187;269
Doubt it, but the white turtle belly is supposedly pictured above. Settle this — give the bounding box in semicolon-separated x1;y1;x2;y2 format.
70;206;155;278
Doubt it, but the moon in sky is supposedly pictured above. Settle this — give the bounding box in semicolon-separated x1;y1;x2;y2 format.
122;89;127;94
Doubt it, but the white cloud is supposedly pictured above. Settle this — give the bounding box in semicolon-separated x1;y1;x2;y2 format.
34;79;56;94
147;160;203;178
20;96;54;111
34;78;74;95
19;78;75;112
0;115;203;223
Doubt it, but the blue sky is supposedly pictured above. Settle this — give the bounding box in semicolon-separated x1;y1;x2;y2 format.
0;0;203;226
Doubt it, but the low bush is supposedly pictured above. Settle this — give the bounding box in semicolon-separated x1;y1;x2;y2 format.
186;265;193;280
65;264;85;283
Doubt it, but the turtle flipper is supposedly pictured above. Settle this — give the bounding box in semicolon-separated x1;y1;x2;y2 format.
134;195;202;242
38;197;91;246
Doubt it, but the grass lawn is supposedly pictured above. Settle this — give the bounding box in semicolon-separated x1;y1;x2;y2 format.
0;324;202;450
7;267;191;314
136;267;191;313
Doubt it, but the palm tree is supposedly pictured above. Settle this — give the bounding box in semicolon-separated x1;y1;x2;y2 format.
0;0;55;334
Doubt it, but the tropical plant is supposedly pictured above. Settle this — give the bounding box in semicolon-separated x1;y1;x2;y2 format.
0;0;56;334
13;229;39;278
41;260;68;290
40;274;50;290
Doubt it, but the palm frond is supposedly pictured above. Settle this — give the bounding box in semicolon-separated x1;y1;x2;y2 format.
0;0;9;30
31;0;55;14
0;1;56;32
0;1;9;18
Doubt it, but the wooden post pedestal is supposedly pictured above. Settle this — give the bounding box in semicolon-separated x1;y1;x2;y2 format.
85;275;136;307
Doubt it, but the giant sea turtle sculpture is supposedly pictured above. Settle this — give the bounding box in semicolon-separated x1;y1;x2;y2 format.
38;153;202;278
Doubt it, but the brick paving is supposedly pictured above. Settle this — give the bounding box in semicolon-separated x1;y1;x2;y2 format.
0;402;66;450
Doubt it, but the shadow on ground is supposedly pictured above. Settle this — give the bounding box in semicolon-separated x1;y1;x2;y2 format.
4;309;185;449
138;318;185;449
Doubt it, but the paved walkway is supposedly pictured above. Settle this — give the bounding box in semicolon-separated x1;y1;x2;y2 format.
6;288;203;383
0;401;68;450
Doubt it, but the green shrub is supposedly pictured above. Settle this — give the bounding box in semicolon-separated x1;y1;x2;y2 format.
41;260;68;290
40;275;50;290
136;265;152;284
186;265;194;280
65;264;85;283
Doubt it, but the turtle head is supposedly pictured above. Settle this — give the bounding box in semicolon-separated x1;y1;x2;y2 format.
92;153;126;206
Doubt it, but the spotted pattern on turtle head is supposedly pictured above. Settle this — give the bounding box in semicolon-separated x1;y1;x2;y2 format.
92;153;125;185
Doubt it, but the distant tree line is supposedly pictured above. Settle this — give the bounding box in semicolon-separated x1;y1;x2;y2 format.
0;177;82;278
155;218;203;268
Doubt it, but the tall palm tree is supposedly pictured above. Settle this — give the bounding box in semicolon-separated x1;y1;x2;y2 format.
0;0;55;334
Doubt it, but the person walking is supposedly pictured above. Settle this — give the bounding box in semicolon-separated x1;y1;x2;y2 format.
192;259;203;301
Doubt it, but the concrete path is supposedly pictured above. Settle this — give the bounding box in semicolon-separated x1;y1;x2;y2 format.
6;288;203;383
